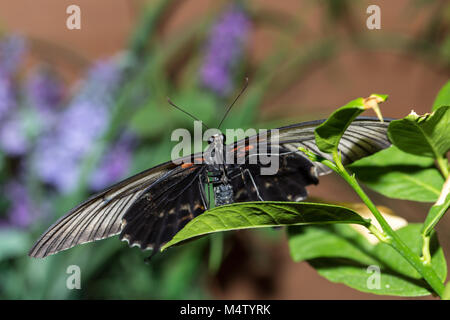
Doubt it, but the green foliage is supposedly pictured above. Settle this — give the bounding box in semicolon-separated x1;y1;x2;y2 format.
314;94;387;154
422;193;450;238
388;106;450;159
306;81;449;297
288;224;447;296
163;201;369;250
314;97;366;153
350;146;444;202
288;223;376;264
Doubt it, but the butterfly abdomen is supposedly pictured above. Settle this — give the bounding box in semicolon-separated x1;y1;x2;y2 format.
214;183;234;206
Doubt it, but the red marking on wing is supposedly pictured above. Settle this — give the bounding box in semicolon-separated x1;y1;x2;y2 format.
181;163;194;169
234;145;254;153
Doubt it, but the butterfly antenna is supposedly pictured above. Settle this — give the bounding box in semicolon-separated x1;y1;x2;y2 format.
167;97;210;130
218;77;249;129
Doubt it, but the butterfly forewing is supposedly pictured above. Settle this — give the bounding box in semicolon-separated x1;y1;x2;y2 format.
28;155;199;258
262;117;391;175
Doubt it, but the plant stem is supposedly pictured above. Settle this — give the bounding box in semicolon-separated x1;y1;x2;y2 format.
422;235;432;265
421;175;450;266
367;223;389;243
437;155;449;178
329;150;445;297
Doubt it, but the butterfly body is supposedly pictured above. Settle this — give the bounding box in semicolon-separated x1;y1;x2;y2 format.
205;132;245;207
29;117;392;259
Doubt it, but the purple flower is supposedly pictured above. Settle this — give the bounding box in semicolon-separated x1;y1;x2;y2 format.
26;67;64;121
0;34;25;121
58;101;110;155
0;115;28;156
89;134;135;191
0;34;26;77
200;4;250;96
0;77;16;121
33;135;81;193
4;181;35;228
33;59;122;193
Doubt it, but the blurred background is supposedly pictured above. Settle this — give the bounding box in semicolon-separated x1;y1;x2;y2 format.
0;0;449;299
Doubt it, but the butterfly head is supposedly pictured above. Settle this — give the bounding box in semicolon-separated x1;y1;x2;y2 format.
207;133;226;145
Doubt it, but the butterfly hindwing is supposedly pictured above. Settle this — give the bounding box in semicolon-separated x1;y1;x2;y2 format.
230;148;319;202
229;116;391;201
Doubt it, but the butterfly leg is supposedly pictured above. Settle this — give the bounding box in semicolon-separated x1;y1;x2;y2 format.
240;167;264;201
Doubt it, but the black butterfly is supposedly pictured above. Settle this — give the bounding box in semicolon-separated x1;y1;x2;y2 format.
29;116;391;259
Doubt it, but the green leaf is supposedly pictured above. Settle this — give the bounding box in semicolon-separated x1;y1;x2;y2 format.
388;106;450;158
349;146;444;202
288;224;377;265
162;201;369;250
288;224;447;296
314;98;366;153
309;258;433;297
0;229;31;261
373;225;446;281
315;94;387;153
432;80;450;111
